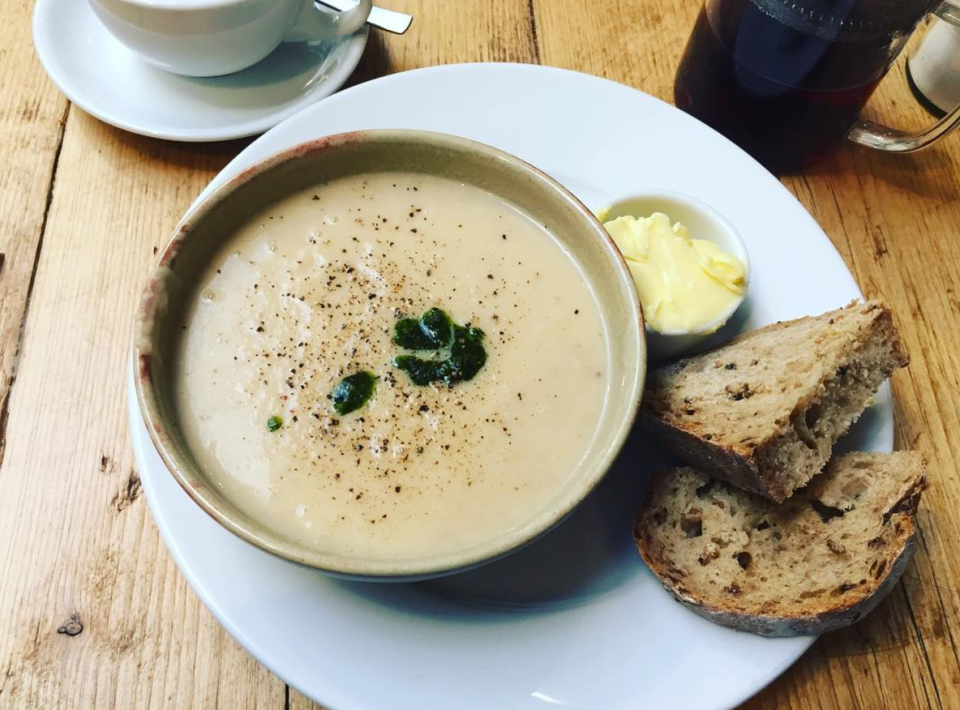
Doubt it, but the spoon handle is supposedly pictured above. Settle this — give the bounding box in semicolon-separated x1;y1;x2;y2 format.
316;1;413;34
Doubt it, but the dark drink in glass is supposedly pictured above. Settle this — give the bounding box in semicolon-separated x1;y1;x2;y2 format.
674;0;939;172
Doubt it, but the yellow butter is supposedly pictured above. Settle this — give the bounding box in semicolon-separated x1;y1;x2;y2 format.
602;212;746;334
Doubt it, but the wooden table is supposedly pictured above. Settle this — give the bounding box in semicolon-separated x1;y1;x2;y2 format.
2;0;959;707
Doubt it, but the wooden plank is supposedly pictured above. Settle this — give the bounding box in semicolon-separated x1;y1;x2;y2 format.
0;0;69;467
534;1;960;708
0;106;277;709
347;0;538;84
4;0;959;707
0;1;538;709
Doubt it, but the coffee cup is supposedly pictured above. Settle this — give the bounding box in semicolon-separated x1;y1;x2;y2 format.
88;0;373;77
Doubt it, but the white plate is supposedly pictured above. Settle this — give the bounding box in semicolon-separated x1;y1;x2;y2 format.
129;64;893;710
32;0;368;142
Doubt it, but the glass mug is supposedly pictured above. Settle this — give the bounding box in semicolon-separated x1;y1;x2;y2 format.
674;0;960;172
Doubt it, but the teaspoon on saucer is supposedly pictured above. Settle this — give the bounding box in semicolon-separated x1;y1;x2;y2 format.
317;0;413;34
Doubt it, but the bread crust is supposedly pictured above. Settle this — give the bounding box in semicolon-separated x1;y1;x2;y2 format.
641;301;908;502
644;533;916;637
638;413;770;497
634;457;926;637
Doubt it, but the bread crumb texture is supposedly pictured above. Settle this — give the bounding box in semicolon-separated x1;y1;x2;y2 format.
634;452;927;636
641;300;908;501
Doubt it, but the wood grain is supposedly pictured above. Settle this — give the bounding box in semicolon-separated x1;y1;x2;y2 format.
2;0;959;708
0;0;68;468
0;108;274;709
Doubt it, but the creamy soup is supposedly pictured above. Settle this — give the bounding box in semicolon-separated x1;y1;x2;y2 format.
175;172;610;561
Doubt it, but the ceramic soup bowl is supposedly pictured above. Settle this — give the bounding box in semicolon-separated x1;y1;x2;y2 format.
134;130;646;580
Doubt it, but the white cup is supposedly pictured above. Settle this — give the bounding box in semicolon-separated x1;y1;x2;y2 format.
88;0;373;77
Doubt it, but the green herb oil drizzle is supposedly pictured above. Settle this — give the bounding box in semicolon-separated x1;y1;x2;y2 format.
331;371;377;415
392;307;453;350
392;309;487;386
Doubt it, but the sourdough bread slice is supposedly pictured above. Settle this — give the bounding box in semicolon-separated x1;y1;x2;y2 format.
634;452;926;637
641;301;908;502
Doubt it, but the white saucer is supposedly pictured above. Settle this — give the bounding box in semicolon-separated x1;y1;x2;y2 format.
130;64;893;710
32;0;368;142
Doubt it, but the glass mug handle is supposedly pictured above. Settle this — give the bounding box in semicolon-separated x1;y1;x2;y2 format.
847;2;960;152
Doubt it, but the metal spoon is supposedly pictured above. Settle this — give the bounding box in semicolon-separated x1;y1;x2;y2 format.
316;1;413;34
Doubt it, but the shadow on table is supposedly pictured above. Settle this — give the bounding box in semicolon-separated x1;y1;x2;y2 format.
343;29;395;89
790;141;955;200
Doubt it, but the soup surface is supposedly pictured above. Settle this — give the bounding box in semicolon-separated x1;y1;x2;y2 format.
175;172;610;562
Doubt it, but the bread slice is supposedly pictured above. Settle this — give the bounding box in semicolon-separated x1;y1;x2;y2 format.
634;452;926;637
640;301;908;502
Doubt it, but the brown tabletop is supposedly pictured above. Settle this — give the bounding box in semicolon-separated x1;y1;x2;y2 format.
2;1;959;708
